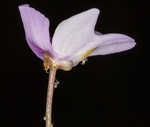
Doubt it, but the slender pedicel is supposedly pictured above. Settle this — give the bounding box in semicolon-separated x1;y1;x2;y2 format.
43;53;72;127
45;64;57;127
43;52;57;127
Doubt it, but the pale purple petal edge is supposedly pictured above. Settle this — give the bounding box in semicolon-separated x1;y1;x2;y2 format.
19;4;56;60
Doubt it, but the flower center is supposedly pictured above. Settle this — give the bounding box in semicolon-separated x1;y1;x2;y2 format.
43;52;73;72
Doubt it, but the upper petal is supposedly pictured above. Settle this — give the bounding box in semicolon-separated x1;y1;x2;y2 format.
52;8;100;56
19;4;54;60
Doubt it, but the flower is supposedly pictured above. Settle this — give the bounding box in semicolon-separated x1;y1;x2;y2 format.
19;4;136;71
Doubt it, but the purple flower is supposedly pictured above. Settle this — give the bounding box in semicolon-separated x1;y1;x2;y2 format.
19;4;136;71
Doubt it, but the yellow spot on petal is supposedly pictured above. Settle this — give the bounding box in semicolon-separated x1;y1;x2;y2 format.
81;48;96;60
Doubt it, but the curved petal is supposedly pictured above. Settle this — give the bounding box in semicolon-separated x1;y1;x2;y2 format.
71;33;136;66
19;4;54;60
89;33;136;56
52;8;100;56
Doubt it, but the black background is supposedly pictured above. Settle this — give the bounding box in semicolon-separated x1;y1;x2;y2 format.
5;0;149;127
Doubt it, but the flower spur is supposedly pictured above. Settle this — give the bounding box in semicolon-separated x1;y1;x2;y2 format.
19;4;136;127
